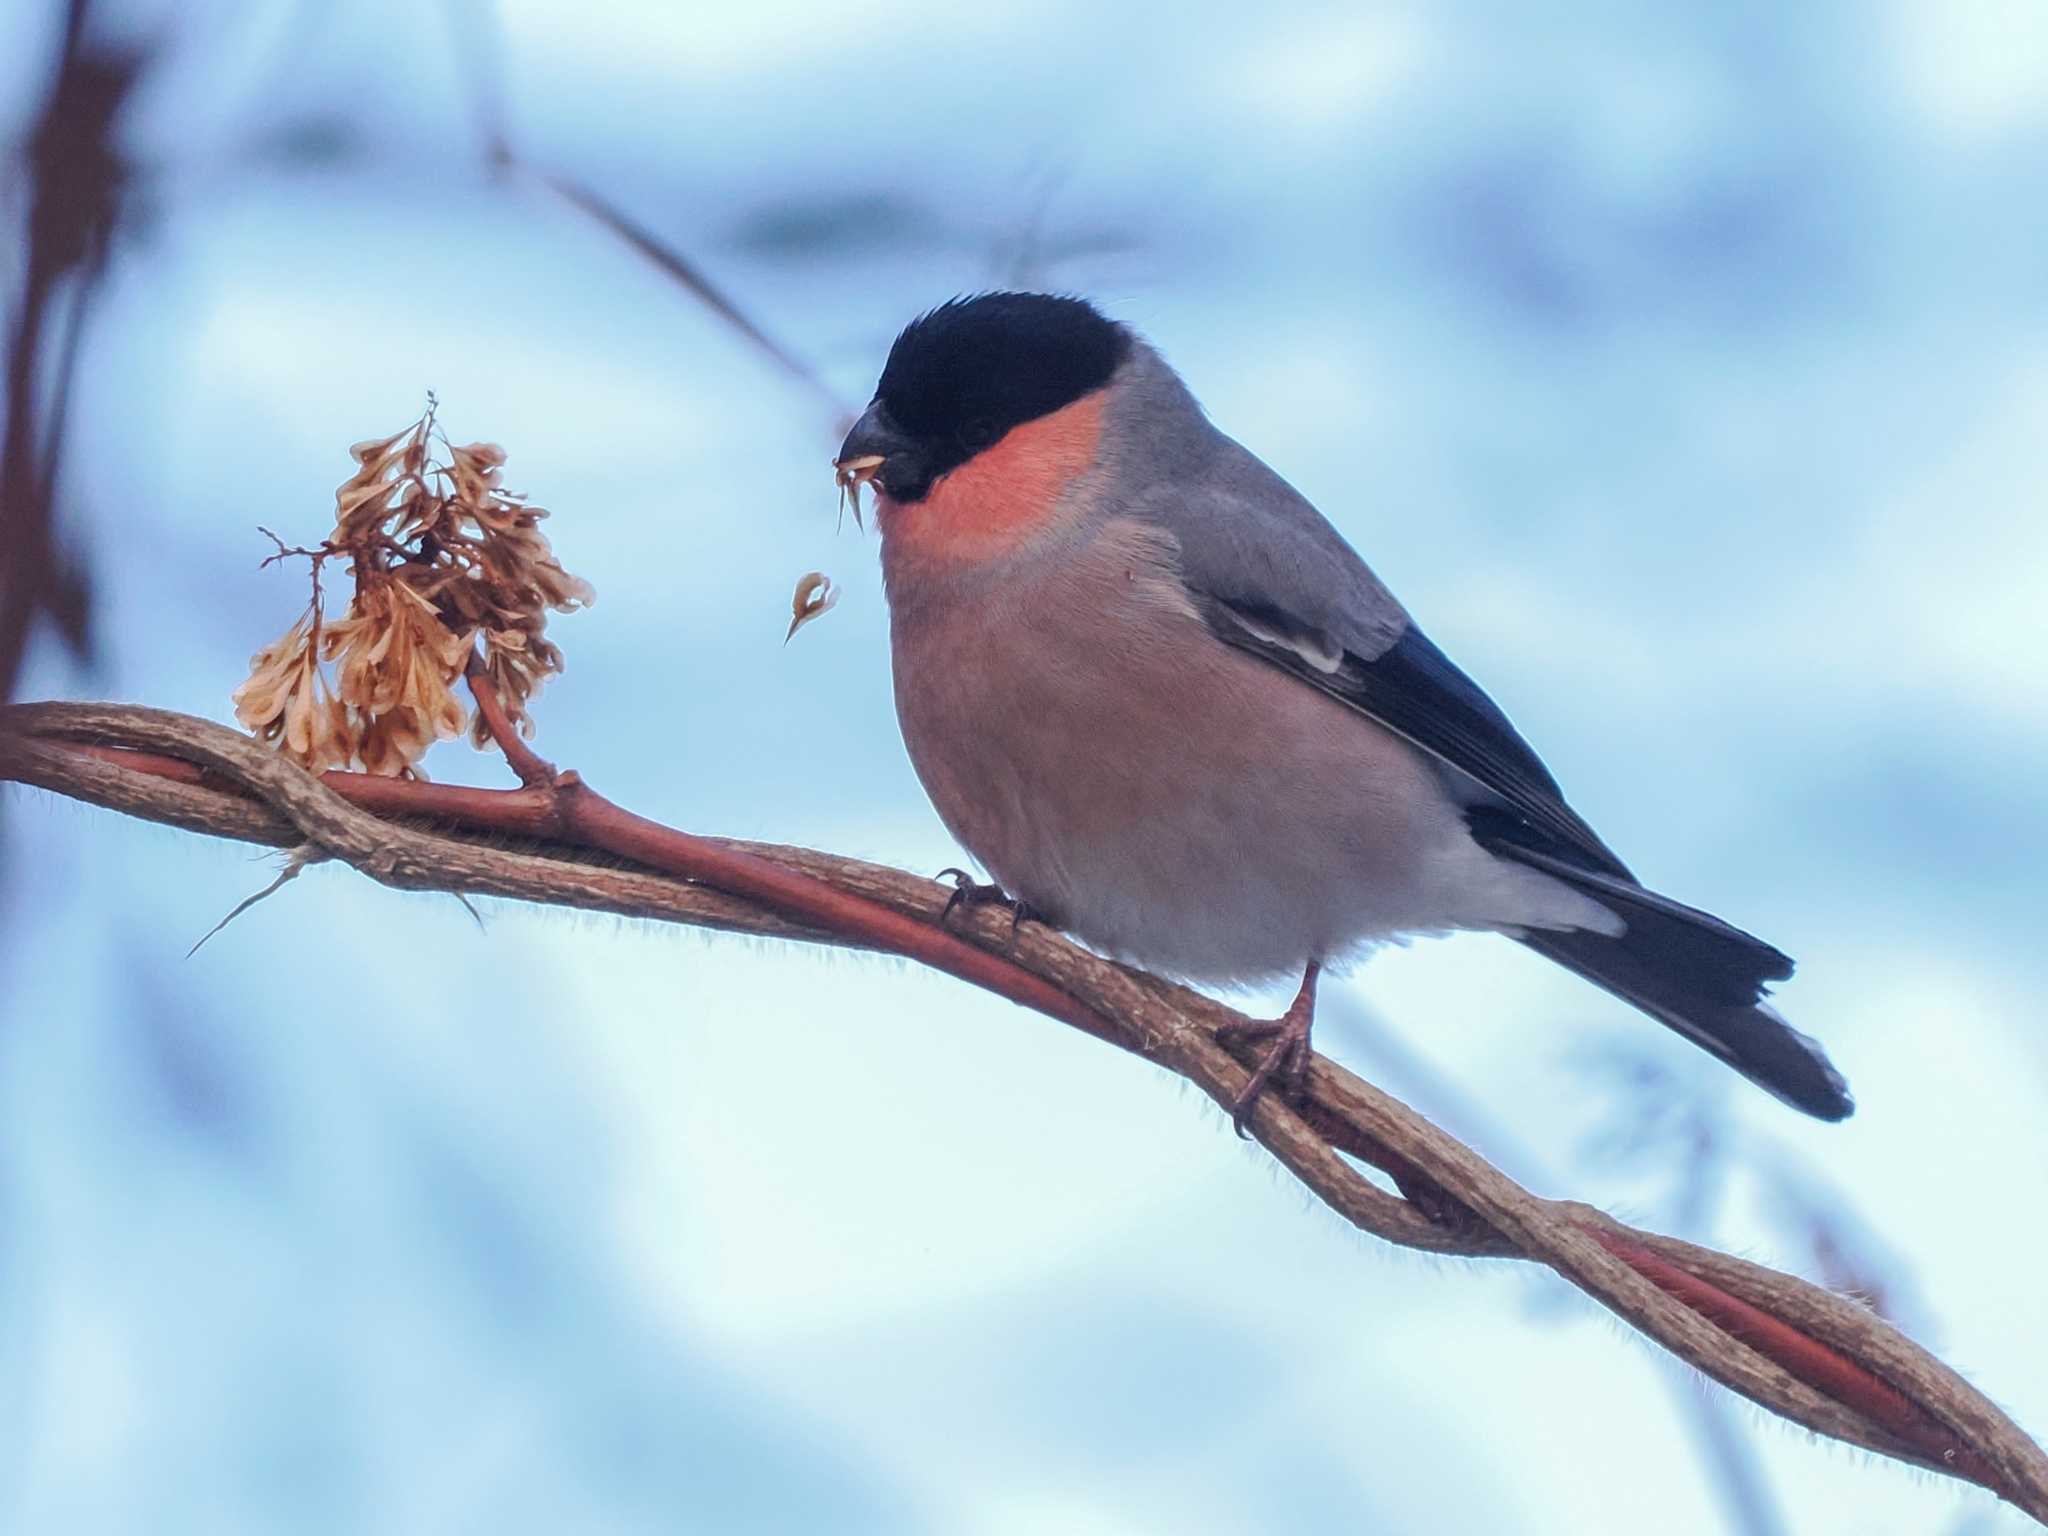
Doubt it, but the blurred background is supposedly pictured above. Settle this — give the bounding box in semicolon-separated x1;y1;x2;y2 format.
3;0;2045;1530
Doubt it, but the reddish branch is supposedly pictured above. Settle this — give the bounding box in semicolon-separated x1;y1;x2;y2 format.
4;698;2045;1524
463;650;555;788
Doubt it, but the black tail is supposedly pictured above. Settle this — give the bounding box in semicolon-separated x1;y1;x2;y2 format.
1474;820;1853;1121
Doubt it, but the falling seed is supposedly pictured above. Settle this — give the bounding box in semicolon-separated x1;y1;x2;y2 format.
786;570;839;643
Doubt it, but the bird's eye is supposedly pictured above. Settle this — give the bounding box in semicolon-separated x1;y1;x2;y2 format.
959;417;997;450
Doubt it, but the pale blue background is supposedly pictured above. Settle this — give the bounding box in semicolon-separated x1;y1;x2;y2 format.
4;1;2046;1531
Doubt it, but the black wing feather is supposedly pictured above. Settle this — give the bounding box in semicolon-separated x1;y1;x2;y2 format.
1197;594;1631;879
1190;588;1848;1117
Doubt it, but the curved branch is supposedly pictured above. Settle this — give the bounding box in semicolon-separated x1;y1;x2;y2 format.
3;699;2044;1523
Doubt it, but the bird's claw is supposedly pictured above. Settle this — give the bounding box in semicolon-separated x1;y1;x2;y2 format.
1216;1010;1315;1138
936;866;998;923
935;868;1037;950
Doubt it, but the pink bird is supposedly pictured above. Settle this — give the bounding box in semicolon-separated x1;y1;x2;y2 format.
836;293;1850;1130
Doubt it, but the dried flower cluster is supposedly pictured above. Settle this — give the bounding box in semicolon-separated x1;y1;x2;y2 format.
233;404;593;776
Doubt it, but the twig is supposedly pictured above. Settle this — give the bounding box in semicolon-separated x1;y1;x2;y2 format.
2;698;2045;1524
185;841;323;955
1336;994;1790;1536
528;169;855;432
432;0;854;437
1;0;144;699
464;649;554;788
451;889;486;931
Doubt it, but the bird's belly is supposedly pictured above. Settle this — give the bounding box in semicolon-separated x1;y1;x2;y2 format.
887;524;1490;983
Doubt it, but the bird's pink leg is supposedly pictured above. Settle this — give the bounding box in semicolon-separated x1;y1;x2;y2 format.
1216;960;1322;1137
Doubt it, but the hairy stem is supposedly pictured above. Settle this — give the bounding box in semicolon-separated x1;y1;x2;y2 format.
3;699;2044;1522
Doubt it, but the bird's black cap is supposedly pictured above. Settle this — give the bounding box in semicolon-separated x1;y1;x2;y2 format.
842;293;1129;501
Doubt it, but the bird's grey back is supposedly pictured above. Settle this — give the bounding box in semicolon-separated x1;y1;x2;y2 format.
1099;341;1410;662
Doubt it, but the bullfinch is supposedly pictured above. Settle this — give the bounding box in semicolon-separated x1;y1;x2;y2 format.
834;292;1851;1127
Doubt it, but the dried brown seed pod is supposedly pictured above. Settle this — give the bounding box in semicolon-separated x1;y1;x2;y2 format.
234;401;592;775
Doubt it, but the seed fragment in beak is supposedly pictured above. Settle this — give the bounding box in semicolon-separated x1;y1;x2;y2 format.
833;454;886;530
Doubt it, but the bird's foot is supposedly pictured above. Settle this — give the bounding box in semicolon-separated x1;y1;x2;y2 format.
1216;962;1322;1138
935;868;1038;951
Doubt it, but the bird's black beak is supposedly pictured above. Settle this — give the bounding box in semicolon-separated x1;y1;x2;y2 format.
836;400;924;501
838;400;912;463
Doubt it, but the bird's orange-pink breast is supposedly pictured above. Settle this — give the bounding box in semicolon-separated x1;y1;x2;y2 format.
876;390;1107;566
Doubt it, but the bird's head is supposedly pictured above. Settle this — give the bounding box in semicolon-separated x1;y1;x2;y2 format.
835;293;1129;529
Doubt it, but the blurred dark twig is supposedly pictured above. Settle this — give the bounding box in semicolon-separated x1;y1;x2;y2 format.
529;170;855;433
1;0;143;700
1336;995;1788;1536
439;0;854;435
1578;1047;1920;1332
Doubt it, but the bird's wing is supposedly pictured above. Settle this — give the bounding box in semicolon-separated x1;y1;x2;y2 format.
1191;589;1632;880
1140;447;1631;881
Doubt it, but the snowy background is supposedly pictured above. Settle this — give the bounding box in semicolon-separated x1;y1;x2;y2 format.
3;1;2045;1531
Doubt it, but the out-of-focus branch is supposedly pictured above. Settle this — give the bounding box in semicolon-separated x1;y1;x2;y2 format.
1335;995;1790;1536
4;699;2046;1525
1;0;142;700
437;0;855;435
526;169;856;434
